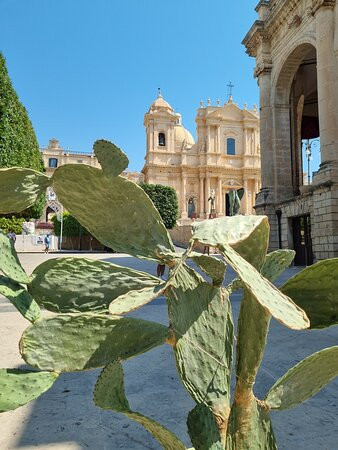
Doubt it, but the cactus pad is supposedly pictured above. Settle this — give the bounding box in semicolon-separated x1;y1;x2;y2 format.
0;276;40;322
20;314;168;372
109;283;166;315
220;243;309;330
265;346;338;410
93;139;129;177
261;250;296;282
94;361;186;450
281;259;338;328
190;252;226;287
51;164;174;261
0;167;50;214
187;404;223;450
0;232;30;284
192;215;269;269
227;400;277;450
28;257;161;313
168;283;233;415
0;369;58;412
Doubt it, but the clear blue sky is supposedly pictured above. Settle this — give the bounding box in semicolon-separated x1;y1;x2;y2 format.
1;1;259;171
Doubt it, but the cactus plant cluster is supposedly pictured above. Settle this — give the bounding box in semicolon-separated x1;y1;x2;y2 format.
0;140;337;449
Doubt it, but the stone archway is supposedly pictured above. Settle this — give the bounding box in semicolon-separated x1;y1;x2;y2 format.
271;43;318;198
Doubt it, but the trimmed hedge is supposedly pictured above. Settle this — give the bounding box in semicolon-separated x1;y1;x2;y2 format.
0;53;44;171
52;213;89;237
139;183;178;229
0;216;24;235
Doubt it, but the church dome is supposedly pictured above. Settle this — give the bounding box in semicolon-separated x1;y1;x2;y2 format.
174;124;195;147
149;94;173;112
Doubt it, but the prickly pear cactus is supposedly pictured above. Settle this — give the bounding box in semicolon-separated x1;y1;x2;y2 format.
0;139;337;450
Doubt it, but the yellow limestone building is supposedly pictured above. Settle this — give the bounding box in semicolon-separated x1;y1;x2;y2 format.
142;93;261;221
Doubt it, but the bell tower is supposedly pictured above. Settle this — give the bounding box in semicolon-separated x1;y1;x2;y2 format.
144;90;178;165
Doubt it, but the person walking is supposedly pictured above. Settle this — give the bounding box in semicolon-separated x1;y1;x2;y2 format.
44;234;50;254
7;230;16;243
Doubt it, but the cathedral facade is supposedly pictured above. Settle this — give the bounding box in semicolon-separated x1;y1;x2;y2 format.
142;94;261;221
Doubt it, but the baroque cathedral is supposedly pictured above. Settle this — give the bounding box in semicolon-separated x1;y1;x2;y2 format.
142;93;261;220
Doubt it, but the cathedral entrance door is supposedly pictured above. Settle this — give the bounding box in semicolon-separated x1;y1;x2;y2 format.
188;198;196;219
292;215;313;266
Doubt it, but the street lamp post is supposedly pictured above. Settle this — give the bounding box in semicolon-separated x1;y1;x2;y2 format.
305;139;312;185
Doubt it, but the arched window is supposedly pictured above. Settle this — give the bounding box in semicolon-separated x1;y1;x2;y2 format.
158;132;166;147
227;138;236;155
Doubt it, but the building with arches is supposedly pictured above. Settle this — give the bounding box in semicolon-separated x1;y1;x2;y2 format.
243;0;338;263
142;93;261;220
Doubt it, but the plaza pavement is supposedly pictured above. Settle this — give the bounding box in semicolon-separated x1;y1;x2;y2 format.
0;251;337;450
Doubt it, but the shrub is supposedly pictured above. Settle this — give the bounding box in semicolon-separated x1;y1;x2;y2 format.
139;183;178;229
0;216;24;234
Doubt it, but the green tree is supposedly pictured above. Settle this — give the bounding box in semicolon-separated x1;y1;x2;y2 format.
139;183;178;229
0;52;44;171
52;213;89;237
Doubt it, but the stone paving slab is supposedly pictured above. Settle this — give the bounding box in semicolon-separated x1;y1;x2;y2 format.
0;252;337;449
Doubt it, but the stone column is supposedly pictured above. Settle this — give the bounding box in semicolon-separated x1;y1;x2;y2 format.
256;67;275;206
181;173;187;219
243;128;248;155
314;3;338;167
199;176;204;218
218;177;223;216
218;126;221;153
206;176;211;216
207;126;211;152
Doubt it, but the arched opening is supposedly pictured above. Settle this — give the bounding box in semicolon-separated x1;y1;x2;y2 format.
273;43;319;197
226;138;236;155
158;132;166;147
187;197;196;219
290;46;319;191
45;206;55;222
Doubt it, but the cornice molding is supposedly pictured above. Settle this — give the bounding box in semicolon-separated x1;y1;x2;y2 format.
311;0;336;14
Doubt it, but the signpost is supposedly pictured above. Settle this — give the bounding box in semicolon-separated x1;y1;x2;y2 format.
47;187;63;251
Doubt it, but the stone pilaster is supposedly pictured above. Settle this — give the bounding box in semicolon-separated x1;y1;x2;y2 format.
313;3;338;175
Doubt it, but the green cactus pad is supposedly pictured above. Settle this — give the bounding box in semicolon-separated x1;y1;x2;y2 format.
94;361;186;450
227;400;277;450
28;257;161;313
0;369;58;413
192;215;269;269
280;258;338;328
261;249;296;282
51;164;174;261
0;232;30;284
236;289;271;385
265;346;338;410
0;167;50;214
234;252;296;384
187;404;223;450
0;276;40;322
168;283;233;415
20;314;168;372
109;246;203;316
190;252;226;287
93;139;129;177
220;243;309;330
109;283;166;315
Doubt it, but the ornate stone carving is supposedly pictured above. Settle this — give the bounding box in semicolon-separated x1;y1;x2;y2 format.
254;59;273;78
288;14;302;28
